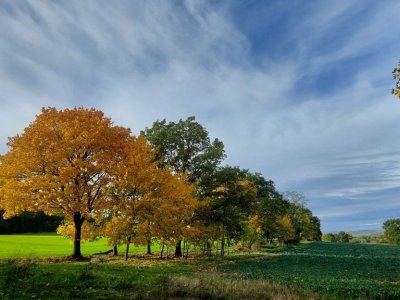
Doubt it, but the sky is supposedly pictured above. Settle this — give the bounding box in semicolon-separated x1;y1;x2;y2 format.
0;0;400;232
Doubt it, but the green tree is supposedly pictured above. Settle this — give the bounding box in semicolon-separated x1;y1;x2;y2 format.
336;231;352;243
143;116;225;256
383;219;400;244
204;166;257;255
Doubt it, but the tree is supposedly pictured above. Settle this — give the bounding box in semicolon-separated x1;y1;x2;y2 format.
203;166;257;255
393;61;400;98
336;231;352;243
382;219;400;244
100;136;198;260
322;232;351;243
0;107;131;259
143;116;225;187
255;182;290;243
143;116;225;256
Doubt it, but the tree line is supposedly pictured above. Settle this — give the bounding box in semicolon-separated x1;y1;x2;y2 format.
0;108;321;259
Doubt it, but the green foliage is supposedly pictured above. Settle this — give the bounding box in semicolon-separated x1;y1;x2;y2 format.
143;116;225;188
322;231;352;243
220;242;400;299
0;210;63;234
383;218;400;244
202;166;257;248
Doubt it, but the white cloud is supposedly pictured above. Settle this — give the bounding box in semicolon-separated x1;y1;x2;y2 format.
0;0;399;231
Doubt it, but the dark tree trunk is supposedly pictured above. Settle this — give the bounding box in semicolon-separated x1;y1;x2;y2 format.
125;236;131;261
175;240;182;257
72;212;85;259
113;245;118;256
160;244;165;259
147;240;151;255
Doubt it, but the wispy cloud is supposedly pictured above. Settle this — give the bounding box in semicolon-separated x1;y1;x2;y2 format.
0;0;399;232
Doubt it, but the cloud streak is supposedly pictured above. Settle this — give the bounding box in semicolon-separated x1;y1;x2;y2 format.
0;0;399;232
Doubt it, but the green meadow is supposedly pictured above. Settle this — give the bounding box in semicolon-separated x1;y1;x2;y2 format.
1;234;400;299
0;233;163;258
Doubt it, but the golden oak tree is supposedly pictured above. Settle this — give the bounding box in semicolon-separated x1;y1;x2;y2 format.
0;107;131;258
102;136;199;260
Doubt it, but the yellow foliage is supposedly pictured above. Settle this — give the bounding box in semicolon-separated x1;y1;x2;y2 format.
0;107;132;219
277;215;295;241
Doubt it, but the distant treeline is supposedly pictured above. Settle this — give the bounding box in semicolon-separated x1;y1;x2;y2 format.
0;210;63;234
322;231;384;244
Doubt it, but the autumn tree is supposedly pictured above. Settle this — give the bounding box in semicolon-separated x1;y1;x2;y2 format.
143;116;225;256
100;136;198;260
0;107;131;259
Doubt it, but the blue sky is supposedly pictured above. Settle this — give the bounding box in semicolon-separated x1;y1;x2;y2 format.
1;0;400;232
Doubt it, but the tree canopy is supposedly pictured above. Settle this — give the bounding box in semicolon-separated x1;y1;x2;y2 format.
0;108;322;258
382;219;400;245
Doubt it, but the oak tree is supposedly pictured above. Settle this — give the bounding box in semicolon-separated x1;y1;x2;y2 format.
0;107;131;258
143;116;225;256
101;136;198;260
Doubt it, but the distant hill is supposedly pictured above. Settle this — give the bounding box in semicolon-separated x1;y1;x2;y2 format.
349;230;383;237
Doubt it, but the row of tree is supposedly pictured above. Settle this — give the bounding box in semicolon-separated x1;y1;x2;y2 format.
322;219;400;245
0;211;62;234
322;231;353;243
0;108;321;259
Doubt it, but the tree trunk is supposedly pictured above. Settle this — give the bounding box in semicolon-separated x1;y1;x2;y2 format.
175;240;182;257
72;212;85;259
208;240;212;257
220;234;225;256
125;236;131;261
147;240;151;255
113;245;118;256
160;244;165;259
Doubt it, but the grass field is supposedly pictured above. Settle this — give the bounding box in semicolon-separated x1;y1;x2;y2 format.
0;233;163;258
0;235;399;299
220;242;400;299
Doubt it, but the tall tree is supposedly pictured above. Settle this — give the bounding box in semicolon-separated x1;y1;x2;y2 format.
101;136;198;260
0;107;131;259
143;116;225;256
204;166;257;255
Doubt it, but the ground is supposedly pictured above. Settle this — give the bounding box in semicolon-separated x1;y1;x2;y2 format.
0;234;399;299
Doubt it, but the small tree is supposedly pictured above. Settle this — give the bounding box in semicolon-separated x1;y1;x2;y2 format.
393;62;400;98
383;219;400;244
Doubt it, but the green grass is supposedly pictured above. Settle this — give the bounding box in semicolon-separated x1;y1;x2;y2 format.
220;242;400;299
0;258;193;299
0;233;163;257
1;235;400;299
